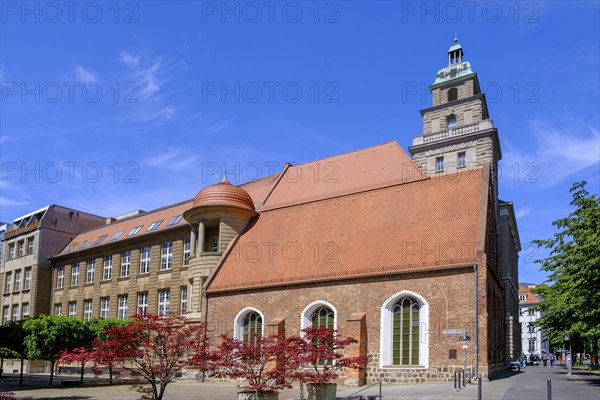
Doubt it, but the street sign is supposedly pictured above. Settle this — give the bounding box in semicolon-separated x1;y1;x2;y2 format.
462;345;468;349
442;329;465;335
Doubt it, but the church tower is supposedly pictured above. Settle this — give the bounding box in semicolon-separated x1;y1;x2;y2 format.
408;38;501;200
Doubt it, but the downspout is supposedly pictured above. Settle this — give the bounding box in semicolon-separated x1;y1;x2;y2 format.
474;262;479;378
200;279;208;383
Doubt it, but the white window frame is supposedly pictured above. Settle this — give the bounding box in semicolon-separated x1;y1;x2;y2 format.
103;255;113;280
138;292;149;315
4;272;11;293
118;295;128;319
457;152;466;168
14;269;22;292
55;303;63;315
69;302;77;317
71;262;80;286
160;242;173;270
22;303;29;318
183;238;190;267
100;297;110;319
24;268;31;290
140;247;151;274
27;237;34;254
180;286;188;316
300;300;338;331
17;241;24;257
2;306;9;323
435;156;444;172
380;290;429;369
84;300;93;320
211;237;219;252
12;304;19;321
121;251;131;277
8;243;15;259
158;289;170;316
86;259;95;283
234;307;265;340
57;266;64;289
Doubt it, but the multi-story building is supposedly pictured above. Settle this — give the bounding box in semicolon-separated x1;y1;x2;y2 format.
519;283;548;357
47;39;519;382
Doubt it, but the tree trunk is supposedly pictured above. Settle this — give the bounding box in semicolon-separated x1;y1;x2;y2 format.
109;363;113;385
80;362;85;383
19;358;24;385
1;356;4;378
48;358;55;387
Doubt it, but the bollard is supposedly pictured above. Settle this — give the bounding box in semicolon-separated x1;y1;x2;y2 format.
454;371;458;391
462;368;466;387
477;373;482;400
547;379;552;400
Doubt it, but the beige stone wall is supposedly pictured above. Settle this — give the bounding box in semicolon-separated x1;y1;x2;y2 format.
431;79;476;107
422;96;484;135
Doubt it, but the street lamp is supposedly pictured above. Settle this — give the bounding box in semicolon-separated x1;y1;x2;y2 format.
564;333;572;375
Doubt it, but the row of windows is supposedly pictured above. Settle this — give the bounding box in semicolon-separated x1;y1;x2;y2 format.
435;152;466;172
56;239;192;289
2;302;30;323
54;287;189;320
6;236;35;260
235;292;428;368
3;268;32;294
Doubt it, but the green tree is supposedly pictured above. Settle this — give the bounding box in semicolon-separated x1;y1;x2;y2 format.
23;315;89;387
0;320;29;384
533;181;600;356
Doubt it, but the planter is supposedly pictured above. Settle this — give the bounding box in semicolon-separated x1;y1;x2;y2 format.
237;391;279;400
306;383;337;400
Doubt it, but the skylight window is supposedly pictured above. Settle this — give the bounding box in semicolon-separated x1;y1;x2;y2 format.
63;244;76;254
78;240;90;250
128;226;142;236
110;230;124;241
94;235;108;246
167;215;183;226
147;220;163;231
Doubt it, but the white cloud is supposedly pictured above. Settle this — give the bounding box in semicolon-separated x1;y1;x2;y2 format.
0;135;8;144
74;65;97;83
118;51;140;67
205;119;231;134
0;196;28;207
144;147;198;171
515;207;532;219
502;119;600;188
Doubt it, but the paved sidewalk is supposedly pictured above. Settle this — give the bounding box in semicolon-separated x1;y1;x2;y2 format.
1;366;598;399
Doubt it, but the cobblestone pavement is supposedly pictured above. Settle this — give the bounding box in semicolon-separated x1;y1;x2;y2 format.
1;366;598;399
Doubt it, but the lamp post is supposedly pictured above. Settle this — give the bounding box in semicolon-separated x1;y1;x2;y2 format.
564;333;572;375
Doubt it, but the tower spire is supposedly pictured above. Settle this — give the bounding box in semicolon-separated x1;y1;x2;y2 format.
448;35;464;65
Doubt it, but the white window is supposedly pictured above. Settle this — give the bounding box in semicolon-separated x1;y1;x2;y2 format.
4;272;12;293
436;156;444;172
103;255;113;280
183;238;191;267
128;226;142;236
140;247;151;274
86;259;96;283
301;301;337;331
147;220;163;231
8;243;15;259
12;304;19;321
168;215;182;225
380;290;429;368
138;292;149;315
211;237;219;252
121;251;131;277
71;263;80;286
22;303;29;318
24;268;31;290
57;266;64;288
84;300;93;320
100;297;110;319
3;306;9;323
69;302;77;317
17;241;24;257
180;286;187;316
528;338;536;352
14;270;22;292
158;289;170;316
110;230;124;241
234;307;265;341
457;152;466;168
54;303;63;315
519;294;526;302
27;237;34;254
118;295;128;319
160;242;173;270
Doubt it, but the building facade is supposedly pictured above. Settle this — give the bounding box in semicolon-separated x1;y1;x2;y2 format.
519;283;549;357
2;39;520;383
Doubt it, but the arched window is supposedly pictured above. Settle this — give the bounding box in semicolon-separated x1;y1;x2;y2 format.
447;115;457;128
380;291;429;368
301;301;337;331
448;88;458;102
234;307;264;341
392;298;420;365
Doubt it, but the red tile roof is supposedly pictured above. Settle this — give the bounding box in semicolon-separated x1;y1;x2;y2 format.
207;167;487;293
519;283;542;305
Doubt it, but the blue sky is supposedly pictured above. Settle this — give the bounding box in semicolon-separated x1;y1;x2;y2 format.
1;1;599;284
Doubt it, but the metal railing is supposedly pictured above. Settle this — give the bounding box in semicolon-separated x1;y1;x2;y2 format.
336;381;382;400
412;120;494;145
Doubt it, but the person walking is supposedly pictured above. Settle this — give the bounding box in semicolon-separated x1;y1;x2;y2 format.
550;353;555;367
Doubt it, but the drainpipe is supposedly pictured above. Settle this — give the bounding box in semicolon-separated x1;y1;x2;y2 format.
474;262;479;378
200;278;208;383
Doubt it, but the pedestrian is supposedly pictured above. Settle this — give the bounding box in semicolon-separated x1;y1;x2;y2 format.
521;353;527;369
542;352;548;367
550;353;555;367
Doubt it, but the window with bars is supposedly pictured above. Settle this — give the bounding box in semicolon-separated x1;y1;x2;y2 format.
121;251;131;277
158;289;170;316
118;295;128;319
87;259;96;283
140;247;151;274
103;255;113;280
71;263;80;286
392;298;420;366
160;242;173;270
